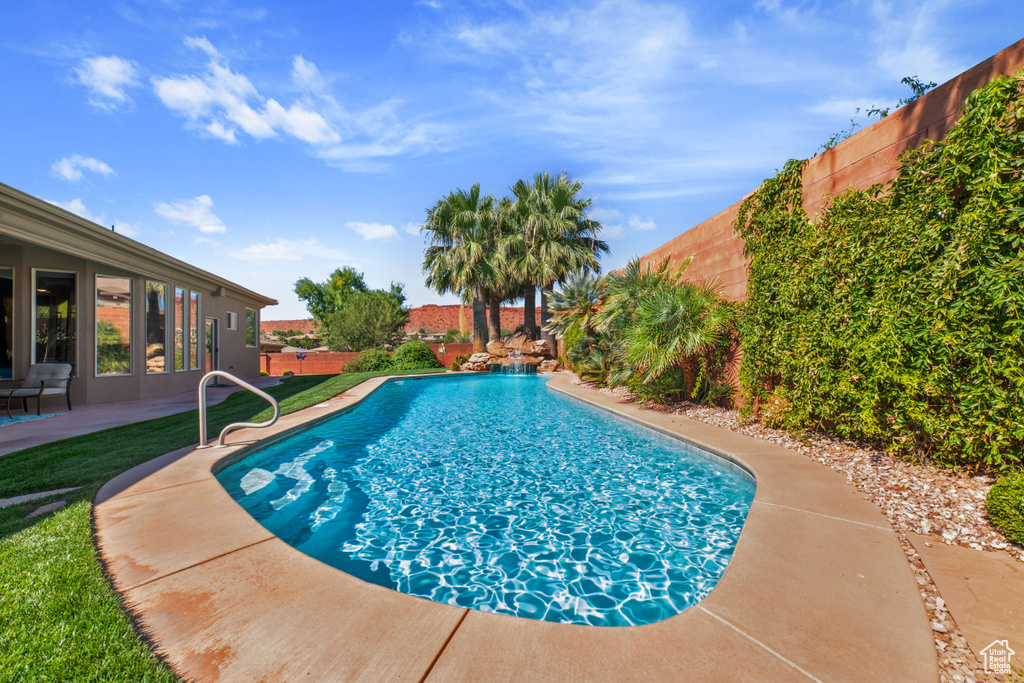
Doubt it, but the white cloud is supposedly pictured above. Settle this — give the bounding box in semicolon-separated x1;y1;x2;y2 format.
346;221;399;241
869;0;964;83
113;221;139;237
51;155;116;182
48;198;100;222
154;195;227;234
402;222;423;236
810;97;879;116
152;37;334;145
75;55;139;110
229;237;350;262
46;198;137;236
264;99;340;145
628;216;657;232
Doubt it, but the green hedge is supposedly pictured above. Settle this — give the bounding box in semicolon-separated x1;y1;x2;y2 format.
987;473;1024;546
736;71;1024;470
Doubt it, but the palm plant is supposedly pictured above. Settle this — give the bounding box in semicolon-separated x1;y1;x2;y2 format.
599;257;736;401
422;185;501;353
544;270;603;338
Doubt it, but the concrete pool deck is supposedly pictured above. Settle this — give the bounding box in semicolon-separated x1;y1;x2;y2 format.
94;372;938;681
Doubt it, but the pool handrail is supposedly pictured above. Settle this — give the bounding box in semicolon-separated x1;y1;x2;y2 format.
197;371;280;448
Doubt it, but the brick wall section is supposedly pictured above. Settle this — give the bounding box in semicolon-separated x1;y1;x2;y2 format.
260;343;476;375
639;38;1024;301
406;304;525;334
263;305;528;339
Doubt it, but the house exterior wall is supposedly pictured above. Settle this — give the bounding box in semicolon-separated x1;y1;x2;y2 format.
638;37;1024;301
0;182;275;407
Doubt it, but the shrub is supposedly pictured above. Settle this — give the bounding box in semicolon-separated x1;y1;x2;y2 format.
344;348;393;373
987;473;1024;547
758;389;794;430
735;71;1024;470
259;370;269;377
450;361;462;371
453;354;469;366
561;323;585;371
391;340;442;371
282;369;295;376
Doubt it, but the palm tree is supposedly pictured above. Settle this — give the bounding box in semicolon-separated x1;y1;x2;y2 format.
422;185;501;353
503;173;608;346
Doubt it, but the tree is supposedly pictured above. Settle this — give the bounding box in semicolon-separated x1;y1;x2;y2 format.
323;284;409;352
502;173;607;346
294;267;368;327
422;185;502;353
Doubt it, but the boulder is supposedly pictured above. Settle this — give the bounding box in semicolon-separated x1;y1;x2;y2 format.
538;359;561;372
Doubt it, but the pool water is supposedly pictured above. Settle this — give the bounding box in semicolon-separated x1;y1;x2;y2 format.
217;374;755;627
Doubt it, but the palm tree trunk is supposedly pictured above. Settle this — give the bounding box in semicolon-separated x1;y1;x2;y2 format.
488;293;501;342
472;286;488;353
539;283;556;353
523;284;537;340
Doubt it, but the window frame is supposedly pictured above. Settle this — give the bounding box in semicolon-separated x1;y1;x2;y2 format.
174;287;187;372
94;273;134;377
244;308;257;348
31;268;78;369
189;291;201;371
145;281;169;375
226;311;238;331
0;266;14;381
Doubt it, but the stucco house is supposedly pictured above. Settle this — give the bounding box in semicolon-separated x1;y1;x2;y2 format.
0;181;276;408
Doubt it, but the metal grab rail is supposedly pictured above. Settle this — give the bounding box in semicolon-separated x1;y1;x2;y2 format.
197;371;280;448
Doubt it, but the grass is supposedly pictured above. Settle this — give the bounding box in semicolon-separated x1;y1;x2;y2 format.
0;369;443;681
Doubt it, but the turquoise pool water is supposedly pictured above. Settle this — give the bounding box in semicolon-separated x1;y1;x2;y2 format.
217;374;755;627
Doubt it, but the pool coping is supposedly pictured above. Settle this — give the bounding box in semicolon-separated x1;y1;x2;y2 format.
93;372;938;682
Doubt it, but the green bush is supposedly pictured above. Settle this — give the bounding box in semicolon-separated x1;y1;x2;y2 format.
735;71;1024;470
259;370;269;377
450;361;462;371
391;340;442;371
987;473;1024;546
344;348;393;373
561;324;585;372
282;369;295;376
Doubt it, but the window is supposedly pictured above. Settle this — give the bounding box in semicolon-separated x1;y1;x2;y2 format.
145;282;167;373
245;308;256;347
226;311;238;331
189;291;200;370
34;270;76;365
175;287;186;371
96;275;132;376
0;267;12;379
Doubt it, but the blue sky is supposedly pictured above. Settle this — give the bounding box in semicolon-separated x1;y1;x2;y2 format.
2;1;1020;319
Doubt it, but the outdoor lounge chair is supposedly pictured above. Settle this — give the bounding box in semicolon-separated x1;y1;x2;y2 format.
0;363;74;419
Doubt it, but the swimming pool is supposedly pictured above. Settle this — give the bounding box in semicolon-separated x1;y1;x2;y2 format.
216;374;755;627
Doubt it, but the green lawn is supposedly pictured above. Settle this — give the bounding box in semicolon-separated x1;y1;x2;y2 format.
0;370;443;681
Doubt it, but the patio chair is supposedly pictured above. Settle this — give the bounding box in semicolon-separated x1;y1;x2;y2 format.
0;363;74;419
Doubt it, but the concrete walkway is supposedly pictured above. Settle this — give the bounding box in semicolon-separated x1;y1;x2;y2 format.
0;376;282;457
910;533;1023;670
94;373;938;682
